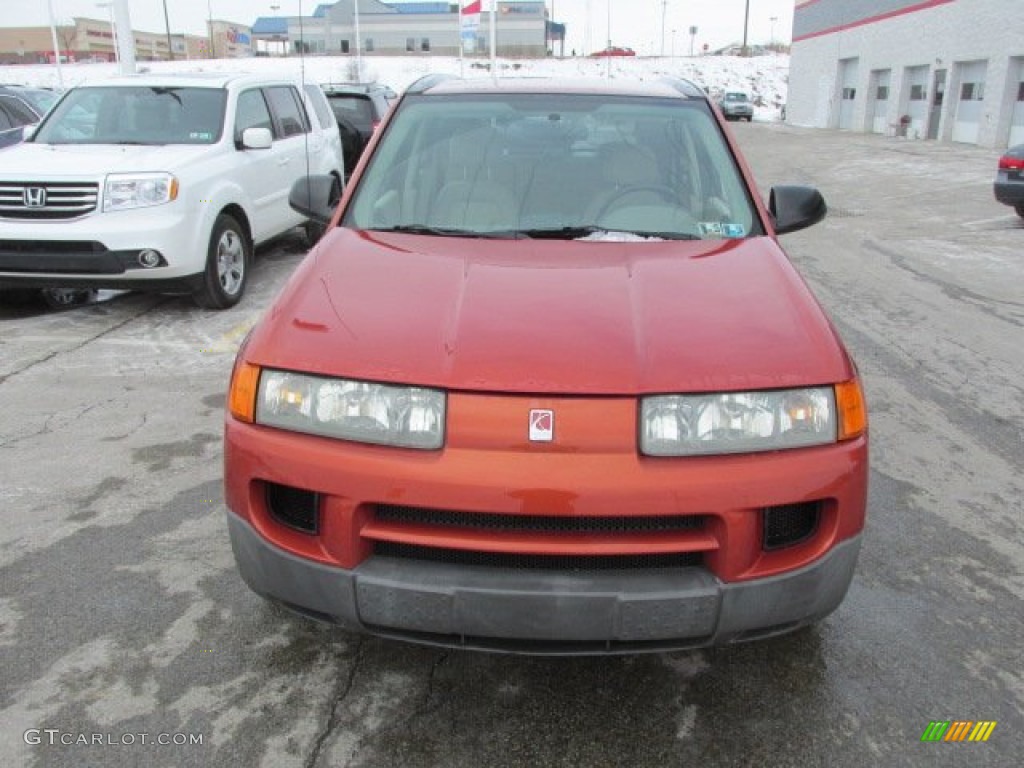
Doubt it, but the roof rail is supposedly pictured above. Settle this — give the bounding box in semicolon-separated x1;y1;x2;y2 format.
406;74;459;95
657;77;708;99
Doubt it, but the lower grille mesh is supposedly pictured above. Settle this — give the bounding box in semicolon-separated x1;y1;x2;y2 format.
375;504;705;534
374;542;701;571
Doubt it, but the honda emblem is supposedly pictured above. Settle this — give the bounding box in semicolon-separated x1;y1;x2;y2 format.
23;187;46;208
529;409;554;442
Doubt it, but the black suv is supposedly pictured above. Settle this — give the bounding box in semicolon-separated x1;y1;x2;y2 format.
320;83;396;176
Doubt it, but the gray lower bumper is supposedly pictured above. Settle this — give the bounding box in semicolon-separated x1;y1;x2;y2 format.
227;512;861;654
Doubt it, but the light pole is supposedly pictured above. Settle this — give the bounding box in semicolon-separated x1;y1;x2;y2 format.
742;0;750;56
270;4;280;56
96;2;118;64
207;0;215;59
162;0;173;60
769;16;777;47
660;0;667;57
45;0;64;87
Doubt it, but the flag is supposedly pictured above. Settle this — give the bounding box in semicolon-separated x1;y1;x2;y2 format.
461;1;482;53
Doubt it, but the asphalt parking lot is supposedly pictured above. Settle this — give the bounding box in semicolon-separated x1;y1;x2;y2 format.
1;122;1022;767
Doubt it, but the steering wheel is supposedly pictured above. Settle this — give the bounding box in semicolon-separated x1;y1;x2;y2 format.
595;184;679;220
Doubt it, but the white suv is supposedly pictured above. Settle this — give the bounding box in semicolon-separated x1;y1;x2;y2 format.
0;72;343;308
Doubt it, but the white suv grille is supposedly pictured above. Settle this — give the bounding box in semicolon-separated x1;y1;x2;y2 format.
0;181;99;220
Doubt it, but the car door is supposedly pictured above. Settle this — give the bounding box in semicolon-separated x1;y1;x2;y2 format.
262;85;314;234
231;86;305;243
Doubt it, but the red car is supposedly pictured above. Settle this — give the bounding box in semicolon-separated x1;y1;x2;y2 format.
225;76;868;654
590;46;636;57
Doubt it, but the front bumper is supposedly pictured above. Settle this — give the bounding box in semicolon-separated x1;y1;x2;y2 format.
0;202;208;289
228;510;861;654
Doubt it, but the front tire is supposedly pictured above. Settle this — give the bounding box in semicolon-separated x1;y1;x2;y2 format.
193;213;250;309
41;287;98;310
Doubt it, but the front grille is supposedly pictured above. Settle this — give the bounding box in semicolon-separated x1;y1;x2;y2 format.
374;542;701;571
763;502;820;550
0;181;100;219
375;504;706;534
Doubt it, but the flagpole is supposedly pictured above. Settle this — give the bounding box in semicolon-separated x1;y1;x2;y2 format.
489;0;497;77
354;0;362;81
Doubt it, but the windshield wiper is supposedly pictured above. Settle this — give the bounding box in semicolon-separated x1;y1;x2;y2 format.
515;225;605;240
516;226;701;241
374;224;516;239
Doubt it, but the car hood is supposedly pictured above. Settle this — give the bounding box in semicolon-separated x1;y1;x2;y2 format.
0;142;214;177
248;229;852;395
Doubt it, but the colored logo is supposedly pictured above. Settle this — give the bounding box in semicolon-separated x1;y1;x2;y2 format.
920;721;996;742
529;409;553;442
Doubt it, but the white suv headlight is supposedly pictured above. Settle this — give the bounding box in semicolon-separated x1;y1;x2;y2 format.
640;387;836;456
256;369;445;450
104;173;179;211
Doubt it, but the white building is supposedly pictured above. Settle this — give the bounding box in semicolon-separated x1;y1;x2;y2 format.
787;0;1024;148
253;1;549;59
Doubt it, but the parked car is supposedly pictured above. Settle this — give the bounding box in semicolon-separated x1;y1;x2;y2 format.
320;82;396;176
225;75;868;654
590;46;636;57
994;144;1024;218
0;85;59;149
0;72;343;309
718;91;754;121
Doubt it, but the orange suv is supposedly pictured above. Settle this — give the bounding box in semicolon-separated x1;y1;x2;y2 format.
224;75;868;654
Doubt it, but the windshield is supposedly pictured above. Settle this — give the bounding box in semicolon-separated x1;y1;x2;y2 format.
344;92;760;241
33;86;227;145
725;93;749;102
15;88;59;115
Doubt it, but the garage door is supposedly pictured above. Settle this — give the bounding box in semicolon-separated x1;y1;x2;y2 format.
839;58;859;130
871;70;891;134
953;60;987;144
1010;75;1024;147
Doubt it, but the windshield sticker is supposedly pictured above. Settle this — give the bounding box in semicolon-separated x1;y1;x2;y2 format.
699;222;745;238
189;131;213;141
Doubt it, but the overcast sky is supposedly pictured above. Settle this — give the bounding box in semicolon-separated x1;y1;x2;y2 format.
5;1;794;55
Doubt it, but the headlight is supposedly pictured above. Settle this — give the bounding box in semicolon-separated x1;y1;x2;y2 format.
104;173;179;211
640;387;837;456
255;369;445;450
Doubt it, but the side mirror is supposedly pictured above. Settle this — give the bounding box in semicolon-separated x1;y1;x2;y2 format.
23;123;38;140
289;175;337;223
240;126;272;150
769;185;827;235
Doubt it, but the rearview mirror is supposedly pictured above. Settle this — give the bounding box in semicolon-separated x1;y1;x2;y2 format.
769;186;827;235
289;175;338;223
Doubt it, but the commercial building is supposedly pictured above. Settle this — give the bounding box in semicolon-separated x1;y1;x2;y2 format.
252;1;550;58
787;0;1024;148
0;18;252;65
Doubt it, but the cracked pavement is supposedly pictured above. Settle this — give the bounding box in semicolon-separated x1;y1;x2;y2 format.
1;125;1022;767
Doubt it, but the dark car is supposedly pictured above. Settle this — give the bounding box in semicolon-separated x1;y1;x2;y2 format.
225;75;869;654
717;91;754;122
994;144;1024;218
0;86;59;149
320;82;396;176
